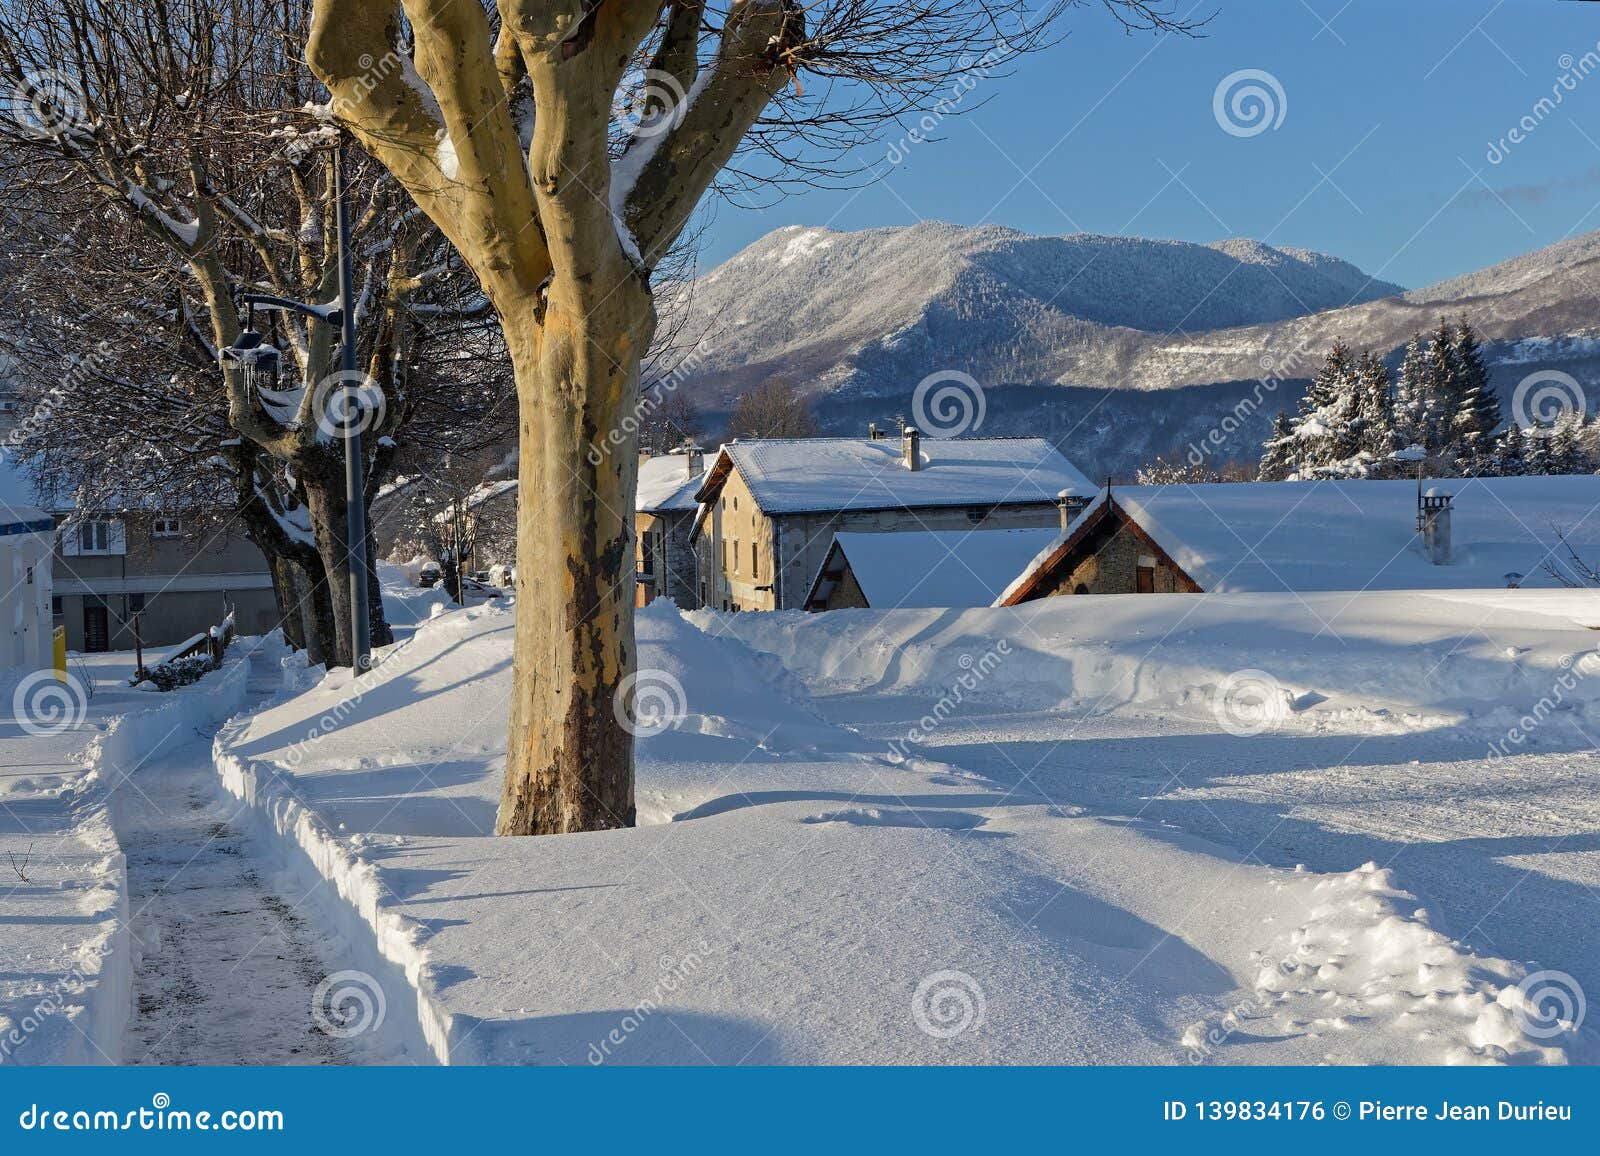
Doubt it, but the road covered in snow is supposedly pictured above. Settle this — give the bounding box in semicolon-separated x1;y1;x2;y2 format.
208;584;1600;1065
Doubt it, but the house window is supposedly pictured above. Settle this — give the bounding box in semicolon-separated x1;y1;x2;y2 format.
78;520;109;552
966;505;996;525
733;541;740;574
751;543;759;580
128;593;146;614
152;517;183;538
51;596;63;617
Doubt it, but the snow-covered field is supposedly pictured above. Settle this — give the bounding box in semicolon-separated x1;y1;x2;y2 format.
206;584;1600;1065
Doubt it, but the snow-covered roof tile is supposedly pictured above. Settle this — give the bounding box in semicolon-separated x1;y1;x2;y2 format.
637;453;706;513
826;527;1061;609
715;436;1091;514
1004;475;1600;597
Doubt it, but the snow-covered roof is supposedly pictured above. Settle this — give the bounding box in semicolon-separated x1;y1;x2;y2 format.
637;452;706;513
699;436;1092;515
465;479;517;510
816;528;1061;609
1001;476;1600;600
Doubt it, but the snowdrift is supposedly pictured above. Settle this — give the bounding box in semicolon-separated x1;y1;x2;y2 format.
207;590;1597;1065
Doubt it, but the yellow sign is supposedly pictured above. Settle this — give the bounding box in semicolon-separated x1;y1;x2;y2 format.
53;625;66;681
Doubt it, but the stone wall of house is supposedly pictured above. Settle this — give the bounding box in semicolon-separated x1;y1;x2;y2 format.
698;466;778;611
1040;522;1196;596
822;562;870;611
638;508;700;609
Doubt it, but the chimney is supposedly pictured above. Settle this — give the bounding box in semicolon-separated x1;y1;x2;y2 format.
902;425;921;471
1418;487;1453;565
685;439;703;479
1057;488;1089;530
868;422;880;441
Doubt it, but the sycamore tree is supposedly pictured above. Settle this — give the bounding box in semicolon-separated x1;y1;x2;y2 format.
306;0;1195;835
0;0;511;667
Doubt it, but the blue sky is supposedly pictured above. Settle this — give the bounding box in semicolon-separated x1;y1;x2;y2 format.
698;0;1600;289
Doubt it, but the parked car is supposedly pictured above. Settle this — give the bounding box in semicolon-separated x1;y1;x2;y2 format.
417;563;441;588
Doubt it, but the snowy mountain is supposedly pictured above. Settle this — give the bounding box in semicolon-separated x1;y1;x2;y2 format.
668;222;1403;402
666;222;1600;476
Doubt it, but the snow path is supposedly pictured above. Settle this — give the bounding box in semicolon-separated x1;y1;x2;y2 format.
816;696;1600;1024
117;657;365;1066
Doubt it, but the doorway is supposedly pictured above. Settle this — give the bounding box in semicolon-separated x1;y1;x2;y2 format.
83;603;109;652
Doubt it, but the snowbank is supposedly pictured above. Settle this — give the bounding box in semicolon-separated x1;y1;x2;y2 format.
0;652;250;1065
715;589;1600;741
208;593;1596;1065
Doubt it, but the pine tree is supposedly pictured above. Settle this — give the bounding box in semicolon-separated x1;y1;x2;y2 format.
1450;318;1500;468
1547;411;1586;475
1259;411;1297;481
1525;427;1552;475
1424;316;1462;456
1302;339;1354;414
1392;334;1430;453
1292;341;1358;470
1488;425;1526;476
1354;351;1397;459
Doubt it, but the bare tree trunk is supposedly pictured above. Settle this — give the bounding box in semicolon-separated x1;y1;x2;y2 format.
301;457;392;668
268;555;307;651
496;293;655;835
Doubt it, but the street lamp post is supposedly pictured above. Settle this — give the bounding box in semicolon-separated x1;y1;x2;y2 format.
219;140;374;673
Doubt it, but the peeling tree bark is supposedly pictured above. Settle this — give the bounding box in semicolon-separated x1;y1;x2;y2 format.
309;0;800;835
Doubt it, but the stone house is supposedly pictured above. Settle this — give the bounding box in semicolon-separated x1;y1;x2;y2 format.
636;449;706;609
996;475;1600;604
689;428;1092;612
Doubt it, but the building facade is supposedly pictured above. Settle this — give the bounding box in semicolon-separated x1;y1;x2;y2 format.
690;430;1093;612
52;512;279;651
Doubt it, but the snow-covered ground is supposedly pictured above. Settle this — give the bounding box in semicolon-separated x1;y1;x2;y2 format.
0;651;252;1064
207;586;1600;1065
